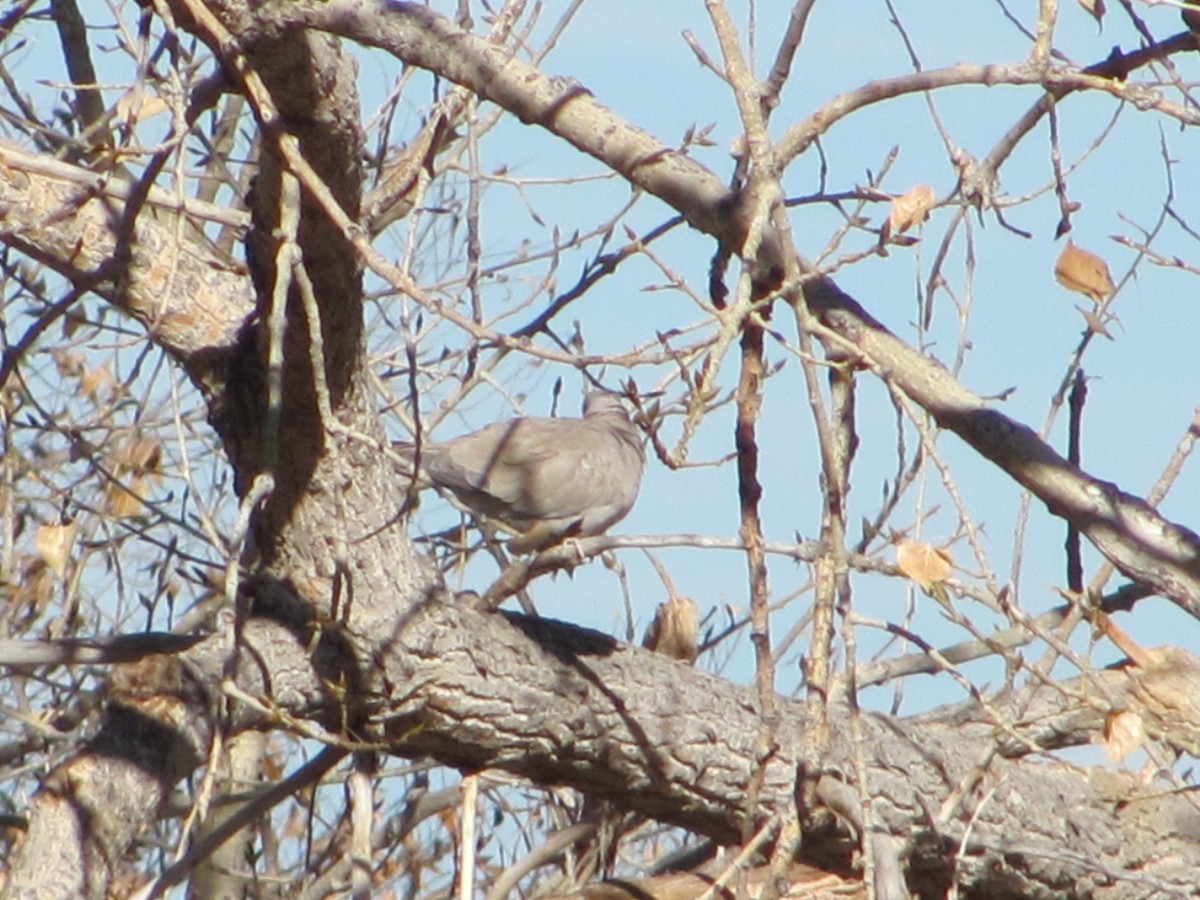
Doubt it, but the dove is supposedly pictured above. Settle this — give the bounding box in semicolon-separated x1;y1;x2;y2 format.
400;393;645;552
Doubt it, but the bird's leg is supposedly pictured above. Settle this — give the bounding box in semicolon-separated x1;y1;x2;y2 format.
506;520;561;555
508;519;591;561
563;536;587;564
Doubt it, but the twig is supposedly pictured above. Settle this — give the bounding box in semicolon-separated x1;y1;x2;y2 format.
132;747;348;899
456;773;478;900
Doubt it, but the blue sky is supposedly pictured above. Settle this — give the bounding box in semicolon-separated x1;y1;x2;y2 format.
8;0;1198;712
348;2;1200;712
5;4;1200;892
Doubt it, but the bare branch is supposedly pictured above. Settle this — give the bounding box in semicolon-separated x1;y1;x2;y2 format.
803;278;1200;617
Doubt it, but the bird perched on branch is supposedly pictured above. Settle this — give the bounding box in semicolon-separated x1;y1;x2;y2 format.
398;392;645;553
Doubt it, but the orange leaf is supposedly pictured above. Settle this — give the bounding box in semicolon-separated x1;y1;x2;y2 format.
79;363;115;402
124;437;163;483
1054;240;1114;304
896;540;953;589
887;184;936;236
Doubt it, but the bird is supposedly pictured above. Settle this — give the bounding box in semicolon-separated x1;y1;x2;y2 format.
399;392;645;553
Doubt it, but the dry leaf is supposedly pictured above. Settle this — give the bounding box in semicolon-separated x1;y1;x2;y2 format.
79;363;115;402
120;437;164;481
106;475;148;519
887;184;936;236
115;89;170;126
642;595;700;664
3;555;57;628
1100;614;1200;756
34;522;77;579
1100;709;1145;762
1054;240;1115;304
52;348;85;379
895;540;953;589
642;552;701;664
103;437;163;519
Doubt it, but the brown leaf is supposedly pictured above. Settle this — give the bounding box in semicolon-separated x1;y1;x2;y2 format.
887;184;936;236
642;595;700;664
123;437;164;482
642;552;701;664
1100;614;1200;755
1100;709;1144;762
100;437;163;519
1054;240;1115;304
7;555;57;626
51;348;84;379
895;540;953;590
106;475;148;519
33;522;76;579
79;363;115;402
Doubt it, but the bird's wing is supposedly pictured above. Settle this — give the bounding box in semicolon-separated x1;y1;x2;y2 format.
422;412;643;535
513;423;644;526
423;419;566;518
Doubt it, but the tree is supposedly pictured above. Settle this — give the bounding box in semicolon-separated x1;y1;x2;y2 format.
1;1;1199;897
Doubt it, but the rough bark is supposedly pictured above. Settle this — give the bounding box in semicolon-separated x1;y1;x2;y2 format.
11;604;1199;898
4;655;212;899
0;140;253;375
373;606;1200;898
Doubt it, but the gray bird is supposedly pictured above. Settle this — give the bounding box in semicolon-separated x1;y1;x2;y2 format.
400;393;645;552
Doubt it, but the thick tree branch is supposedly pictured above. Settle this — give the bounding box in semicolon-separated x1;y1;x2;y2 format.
803;278;1200;618
5;6;1200;898
4;655;214;899
231;0;775;266
7;604;1198;898
230;0;1200;618
0;140;253;378
373;604;1200;897
153;0;441;636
